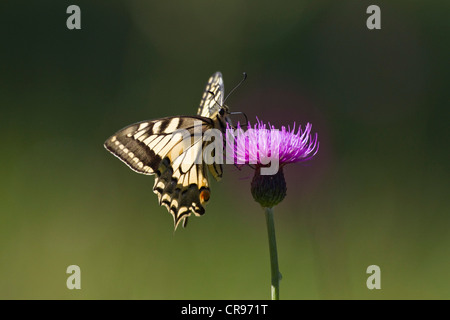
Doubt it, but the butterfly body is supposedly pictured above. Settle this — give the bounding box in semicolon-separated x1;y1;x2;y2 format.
104;72;229;229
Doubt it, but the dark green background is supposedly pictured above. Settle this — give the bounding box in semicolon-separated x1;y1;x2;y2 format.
1;0;448;299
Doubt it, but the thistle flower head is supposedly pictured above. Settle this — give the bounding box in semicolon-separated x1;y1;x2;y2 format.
226;118;319;208
226;118;319;169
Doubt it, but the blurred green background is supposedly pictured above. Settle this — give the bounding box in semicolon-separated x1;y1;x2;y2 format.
1;0;449;299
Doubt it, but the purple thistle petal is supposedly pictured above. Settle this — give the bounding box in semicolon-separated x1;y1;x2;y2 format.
226;118;319;167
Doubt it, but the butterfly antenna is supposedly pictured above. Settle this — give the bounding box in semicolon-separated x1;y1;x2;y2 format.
224;72;247;104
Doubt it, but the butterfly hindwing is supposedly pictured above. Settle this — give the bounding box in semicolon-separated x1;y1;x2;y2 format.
153;157;211;228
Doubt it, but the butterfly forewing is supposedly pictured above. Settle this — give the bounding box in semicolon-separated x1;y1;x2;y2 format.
104;120;164;174
197;72;224;118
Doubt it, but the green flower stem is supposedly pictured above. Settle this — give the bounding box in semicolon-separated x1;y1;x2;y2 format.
264;207;280;300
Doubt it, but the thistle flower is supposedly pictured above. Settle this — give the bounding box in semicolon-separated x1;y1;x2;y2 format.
226;119;319;208
226;118;319;300
228;120;319;170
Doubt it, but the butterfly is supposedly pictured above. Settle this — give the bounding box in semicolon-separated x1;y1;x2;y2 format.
104;72;231;229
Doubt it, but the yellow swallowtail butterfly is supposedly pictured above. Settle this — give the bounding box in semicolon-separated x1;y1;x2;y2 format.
104;72;231;229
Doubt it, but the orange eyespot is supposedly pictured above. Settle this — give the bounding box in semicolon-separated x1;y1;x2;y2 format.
200;190;210;203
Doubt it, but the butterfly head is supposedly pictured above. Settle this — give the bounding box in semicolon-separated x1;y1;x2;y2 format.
214;105;232;129
218;105;230;117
